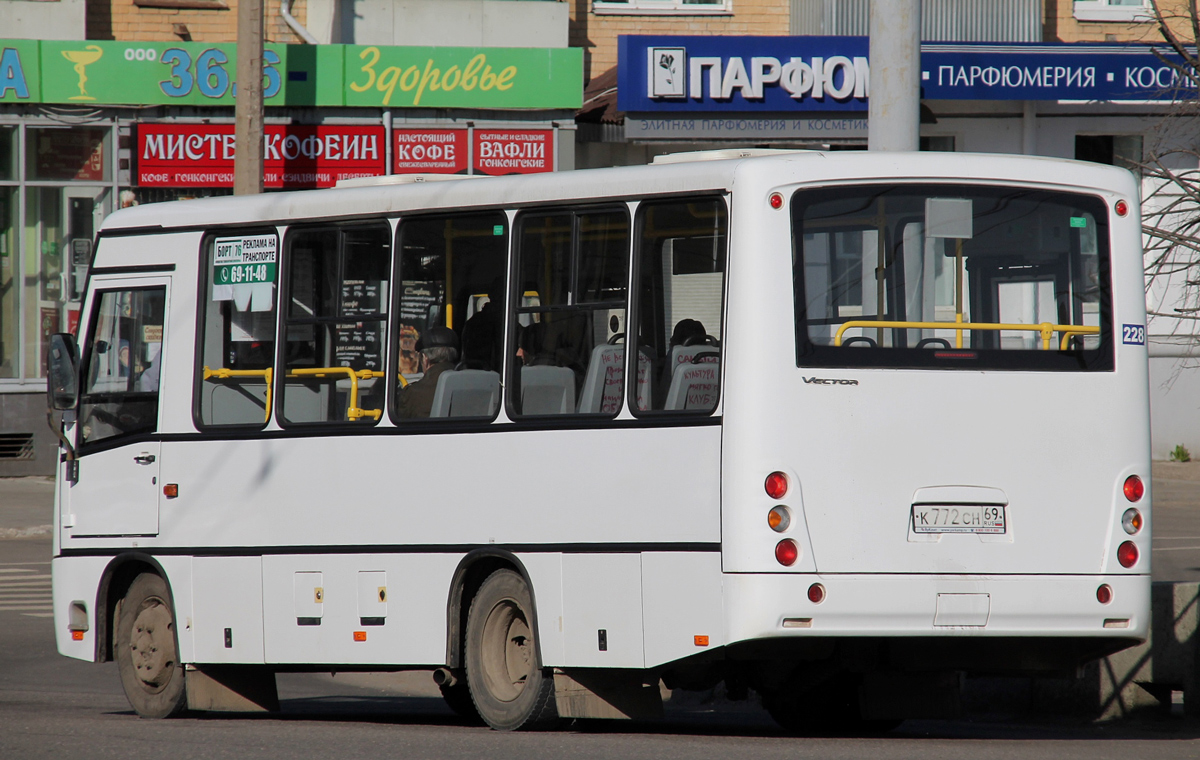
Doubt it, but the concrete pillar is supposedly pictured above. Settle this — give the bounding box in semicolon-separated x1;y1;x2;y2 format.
868;0;921;152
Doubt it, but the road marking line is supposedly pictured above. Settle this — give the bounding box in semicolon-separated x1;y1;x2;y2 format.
22;613;54;618
0;569;36;574
1152;546;1200;552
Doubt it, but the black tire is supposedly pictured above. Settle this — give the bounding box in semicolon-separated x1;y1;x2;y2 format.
464;569;557;731
115;573;187;719
439;680;483;724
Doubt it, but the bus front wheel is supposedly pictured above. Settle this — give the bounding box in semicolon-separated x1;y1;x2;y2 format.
464;569;557;730
115;573;187;719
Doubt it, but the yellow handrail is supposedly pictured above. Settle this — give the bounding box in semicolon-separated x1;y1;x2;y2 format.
287;367;385;421
203;366;273;423
834;319;1101;350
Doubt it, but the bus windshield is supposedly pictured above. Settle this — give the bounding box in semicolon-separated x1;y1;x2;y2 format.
792;184;1113;371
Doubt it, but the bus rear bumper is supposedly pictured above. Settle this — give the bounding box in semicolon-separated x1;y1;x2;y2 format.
724;572;1151;644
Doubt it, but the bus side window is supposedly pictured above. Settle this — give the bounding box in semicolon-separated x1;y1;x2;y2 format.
196;230;279;427
510;207;629;417
80;287;166;445
280;223;390;425
391;212;508;421
632;197;727;414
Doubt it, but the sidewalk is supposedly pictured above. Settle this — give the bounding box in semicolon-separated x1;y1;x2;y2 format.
0;476;53;539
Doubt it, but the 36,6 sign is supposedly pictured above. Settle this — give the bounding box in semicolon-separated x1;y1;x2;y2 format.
213;235;278;288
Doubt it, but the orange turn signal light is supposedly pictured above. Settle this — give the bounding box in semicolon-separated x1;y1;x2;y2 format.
694;635;709;647
71;630;84;641
353;631;367;642
163;484;179;498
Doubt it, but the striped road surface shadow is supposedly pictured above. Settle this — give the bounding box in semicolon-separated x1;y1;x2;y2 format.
0;563;52;618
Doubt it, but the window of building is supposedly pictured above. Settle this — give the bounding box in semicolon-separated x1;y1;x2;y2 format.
1075;134;1143;176
391;212;508;421
196;230;279;428
632;197;727;414
281;223;390;425
1073;0;1152;23
510;207;630;417
593;0;731;15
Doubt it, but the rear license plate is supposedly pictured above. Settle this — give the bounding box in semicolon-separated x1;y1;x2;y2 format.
911;505;1006;534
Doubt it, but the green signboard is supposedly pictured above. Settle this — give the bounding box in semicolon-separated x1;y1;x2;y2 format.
343;45;582;108
0;40;40;102
0;39;580;109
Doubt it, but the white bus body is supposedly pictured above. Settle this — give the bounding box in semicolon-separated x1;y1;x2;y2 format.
49;152;1151;729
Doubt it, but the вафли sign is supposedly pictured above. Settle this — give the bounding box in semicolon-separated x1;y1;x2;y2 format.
137;124;385;188
472;129;553;175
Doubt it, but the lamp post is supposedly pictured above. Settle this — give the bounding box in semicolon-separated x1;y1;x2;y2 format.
234;0;265;195
868;0;921;151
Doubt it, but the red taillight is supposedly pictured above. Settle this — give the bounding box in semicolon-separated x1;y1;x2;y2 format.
1123;475;1144;502
1117;541;1139;568
765;472;788;500
769;192;784;210
775;539;798;566
807;583;826;604
1096;584;1113;604
1115;199;1129;217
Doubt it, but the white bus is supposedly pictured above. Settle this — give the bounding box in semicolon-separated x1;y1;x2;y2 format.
47;151;1151;731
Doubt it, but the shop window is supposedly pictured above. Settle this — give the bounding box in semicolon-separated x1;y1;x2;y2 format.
26;127;109;182
0;127;15;181
510;207;630;417
1075;134;1143;176
594;0;731;14
920;136;956;152
392;212;508;421
632;197;727;414
0;187;16;379
1073;1;1152;23
281;223;390;425
196;230;280;427
79;287;165;446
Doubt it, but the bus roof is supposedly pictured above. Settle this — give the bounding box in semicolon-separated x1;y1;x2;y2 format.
102;151;1137;233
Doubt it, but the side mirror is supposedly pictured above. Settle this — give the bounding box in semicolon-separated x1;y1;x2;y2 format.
47;333;79;411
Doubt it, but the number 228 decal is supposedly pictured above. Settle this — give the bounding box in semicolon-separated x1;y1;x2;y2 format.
1122;324;1146;345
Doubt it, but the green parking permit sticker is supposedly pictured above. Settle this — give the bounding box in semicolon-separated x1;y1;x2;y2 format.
493;225;504;236
1070;217;1088;228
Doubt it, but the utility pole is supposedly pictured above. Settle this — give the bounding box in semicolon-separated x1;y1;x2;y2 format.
868;0;921;151
234;0;264;194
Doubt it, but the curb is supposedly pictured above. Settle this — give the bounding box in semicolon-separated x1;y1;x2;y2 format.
0;525;52;540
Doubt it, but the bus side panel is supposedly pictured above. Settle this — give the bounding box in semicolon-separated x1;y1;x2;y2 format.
641;552;724;669
261;554;456;666
517;553;565;667
562;554;644;668
51;556;111;662
192;556;263;663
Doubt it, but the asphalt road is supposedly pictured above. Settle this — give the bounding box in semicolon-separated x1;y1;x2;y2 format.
1;468;1199;759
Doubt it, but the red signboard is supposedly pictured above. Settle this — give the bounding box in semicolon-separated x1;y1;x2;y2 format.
394;129;468;174
137;124;386;189
472;129;553;176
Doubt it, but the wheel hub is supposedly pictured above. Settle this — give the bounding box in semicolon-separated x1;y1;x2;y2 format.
480;599;532;703
129;600;175;692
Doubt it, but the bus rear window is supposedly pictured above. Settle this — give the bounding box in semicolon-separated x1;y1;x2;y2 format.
792;184;1113;371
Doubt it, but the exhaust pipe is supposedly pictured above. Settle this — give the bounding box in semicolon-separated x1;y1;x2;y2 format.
432;667;459;688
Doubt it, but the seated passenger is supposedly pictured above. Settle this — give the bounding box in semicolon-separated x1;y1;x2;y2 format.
460;278;505;371
396;326;460;419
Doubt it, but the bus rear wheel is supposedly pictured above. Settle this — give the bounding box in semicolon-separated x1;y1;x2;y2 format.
115;573;187;719
464;569;556;731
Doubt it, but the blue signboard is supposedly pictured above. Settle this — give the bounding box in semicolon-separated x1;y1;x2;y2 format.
617;35;1196;113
